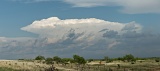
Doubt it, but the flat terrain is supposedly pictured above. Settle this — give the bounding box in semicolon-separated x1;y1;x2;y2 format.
0;60;160;71
0;60;75;71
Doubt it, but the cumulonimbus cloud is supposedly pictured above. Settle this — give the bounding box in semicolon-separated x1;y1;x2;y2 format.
21;17;142;43
1;17;160;59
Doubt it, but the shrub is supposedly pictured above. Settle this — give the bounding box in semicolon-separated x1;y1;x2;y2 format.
53;56;62;64
73;55;86;64
88;59;94;62
35;55;45;60
155;59;160;62
45;57;54;64
123;54;135;62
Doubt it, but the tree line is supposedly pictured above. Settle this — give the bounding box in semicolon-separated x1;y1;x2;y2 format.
35;54;86;65
33;54;160;65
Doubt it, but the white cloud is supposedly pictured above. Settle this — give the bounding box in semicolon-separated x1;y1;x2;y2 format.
108;41;120;49
63;0;160;14
12;0;160;14
19;17;143;55
21;17;142;44
0;37;35;48
63;0;113;7
119;0;160;14
1;17;160;59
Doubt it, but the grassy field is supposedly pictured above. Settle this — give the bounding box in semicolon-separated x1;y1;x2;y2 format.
0;60;50;71
0;60;74;71
0;59;160;71
0;67;17;71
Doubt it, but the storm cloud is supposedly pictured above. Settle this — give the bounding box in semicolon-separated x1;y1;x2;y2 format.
0;17;159;59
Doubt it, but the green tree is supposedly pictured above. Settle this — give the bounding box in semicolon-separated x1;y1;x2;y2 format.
69;58;75;63
45;57;54;64
35;55;45;60
87;59;94;62
123;54;135;62
53;56;62;64
61;58;73;63
73;55;86;64
104;56;113;63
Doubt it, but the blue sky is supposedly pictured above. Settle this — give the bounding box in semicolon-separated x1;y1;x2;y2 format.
0;0;160;37
0;0;160;59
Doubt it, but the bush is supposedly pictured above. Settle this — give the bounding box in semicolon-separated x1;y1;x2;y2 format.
45;57;54;64
73;55;86;64
53;56;62;64
35;55;45;60
123;54;135;62
155;59;160;62
88;59;94;62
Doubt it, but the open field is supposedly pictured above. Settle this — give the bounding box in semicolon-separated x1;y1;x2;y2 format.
85;60;160;71
0;60;76;71
0;60;50;71
0;59;160;71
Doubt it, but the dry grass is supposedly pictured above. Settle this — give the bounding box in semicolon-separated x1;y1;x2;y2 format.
0;59;160;71
0;60;76;71
0;60;50;71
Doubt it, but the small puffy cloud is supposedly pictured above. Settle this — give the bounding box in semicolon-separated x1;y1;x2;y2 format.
63;0;160;14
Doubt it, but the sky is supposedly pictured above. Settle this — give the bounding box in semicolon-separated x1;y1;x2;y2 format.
0;0;160;59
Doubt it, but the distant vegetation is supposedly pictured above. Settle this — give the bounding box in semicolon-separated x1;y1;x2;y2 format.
22;54;160;65
0;54;160;71
32;54;160;71
33;54;160;64
35;54;86;65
